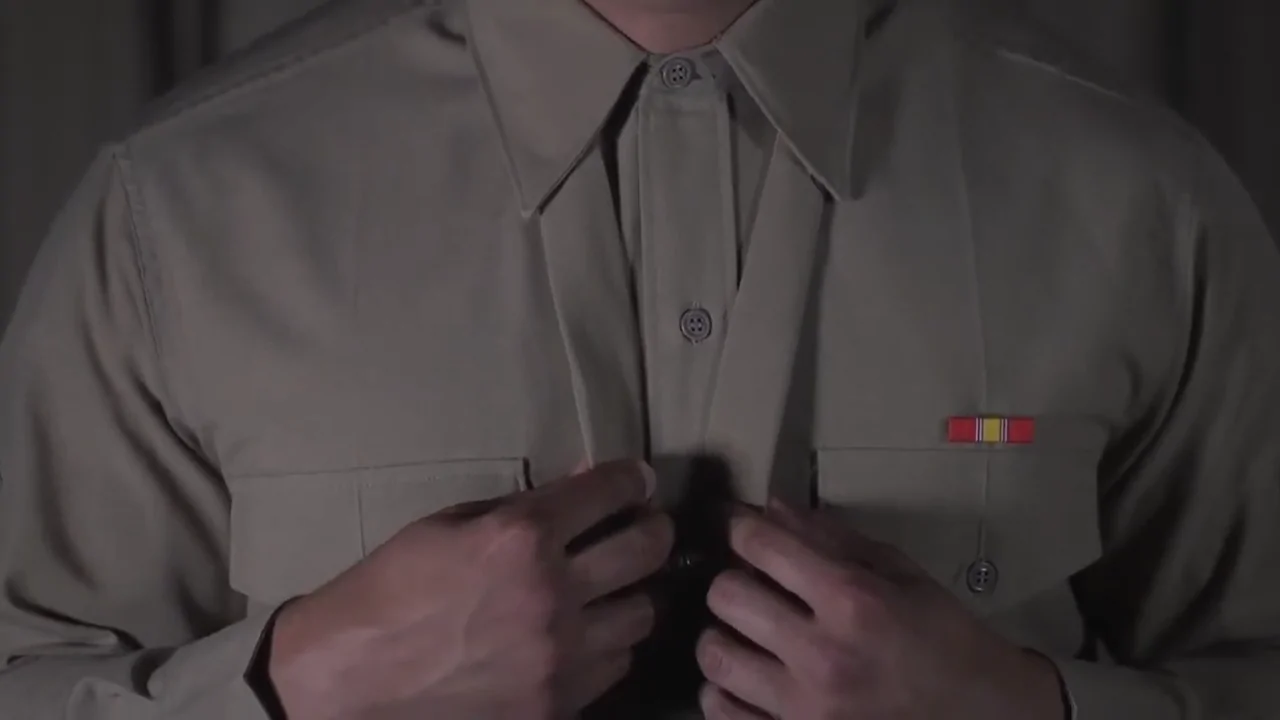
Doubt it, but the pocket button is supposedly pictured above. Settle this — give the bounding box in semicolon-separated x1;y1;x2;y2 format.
966;559;999;595
679;308;714;344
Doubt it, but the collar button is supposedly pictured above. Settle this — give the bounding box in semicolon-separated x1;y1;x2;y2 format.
659;57;696;89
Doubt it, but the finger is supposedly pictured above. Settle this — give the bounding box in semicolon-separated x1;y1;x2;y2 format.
700;684;774;720
826;516;923;580
438;497;504;520
729;511;850;612
766;499;857;561
579;593;655;656
570;511;674;602
697;627;789;718
769;500;921;582
529;459;656;547
564;652;632;713
765;499;817;540
706;569;810;664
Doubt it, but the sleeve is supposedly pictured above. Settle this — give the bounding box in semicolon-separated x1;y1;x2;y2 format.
1054;136;1280;718
0;148;279;719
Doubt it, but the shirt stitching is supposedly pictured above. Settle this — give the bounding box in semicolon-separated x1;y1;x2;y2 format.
111;148;167;386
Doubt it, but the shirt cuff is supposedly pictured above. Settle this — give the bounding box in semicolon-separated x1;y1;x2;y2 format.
1051;657;1186;720
150;605;283;719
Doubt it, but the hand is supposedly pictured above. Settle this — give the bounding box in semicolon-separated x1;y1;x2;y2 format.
696;502;1066;720
267;459;674;720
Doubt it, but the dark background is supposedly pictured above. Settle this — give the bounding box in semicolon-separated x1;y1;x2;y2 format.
2;0;1278;330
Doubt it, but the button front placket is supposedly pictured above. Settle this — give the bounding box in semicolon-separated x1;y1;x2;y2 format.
635;56;738;465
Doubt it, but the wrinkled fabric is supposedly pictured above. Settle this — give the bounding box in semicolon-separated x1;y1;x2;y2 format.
1;0;1279;718
5;0;1277;331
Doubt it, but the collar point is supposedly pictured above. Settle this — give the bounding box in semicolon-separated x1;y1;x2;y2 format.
518;198;542;219
822;176;858;204
801;158;858;204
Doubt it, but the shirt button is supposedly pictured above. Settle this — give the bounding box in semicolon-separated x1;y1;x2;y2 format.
671;549;705;573
966;559;999;595
659;57;696;89
679;308;714;344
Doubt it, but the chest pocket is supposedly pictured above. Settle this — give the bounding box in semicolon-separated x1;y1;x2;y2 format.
815;442;1102;615
228;459;527;607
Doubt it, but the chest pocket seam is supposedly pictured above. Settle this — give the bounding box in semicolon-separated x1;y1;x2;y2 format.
814;446;1102;615
228;458;526;607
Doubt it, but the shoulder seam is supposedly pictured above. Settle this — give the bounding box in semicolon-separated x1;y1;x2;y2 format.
934;0;1161;115
110;143;198;433
988;48;1137;108
137;0;431;135
109;143;222;459
962;24;1205;155
107;146;165;375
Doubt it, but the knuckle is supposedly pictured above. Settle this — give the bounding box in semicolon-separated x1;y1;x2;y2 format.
828;574;883;634
481;509;559;579
482;505;547;547
826;587;864;634
697;637;730;683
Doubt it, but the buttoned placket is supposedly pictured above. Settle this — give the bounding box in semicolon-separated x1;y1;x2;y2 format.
627;54;740;503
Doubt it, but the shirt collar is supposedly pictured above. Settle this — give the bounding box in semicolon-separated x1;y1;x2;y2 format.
467;0;873;215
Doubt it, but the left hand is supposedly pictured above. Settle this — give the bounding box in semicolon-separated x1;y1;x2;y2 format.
696;501;1067;720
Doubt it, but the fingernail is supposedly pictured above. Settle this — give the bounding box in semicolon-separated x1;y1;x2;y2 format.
639;462;658;500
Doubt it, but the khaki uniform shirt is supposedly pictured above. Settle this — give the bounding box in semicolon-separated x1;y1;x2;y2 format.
2;0;1279;718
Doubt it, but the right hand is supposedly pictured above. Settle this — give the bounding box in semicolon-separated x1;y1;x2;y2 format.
267;459;673;720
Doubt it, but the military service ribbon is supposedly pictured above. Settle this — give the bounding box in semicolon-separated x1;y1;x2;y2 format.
947;416;1036;445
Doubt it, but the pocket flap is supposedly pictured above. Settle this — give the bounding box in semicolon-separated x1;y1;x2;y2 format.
816;448;1101;614
229;459;526;606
